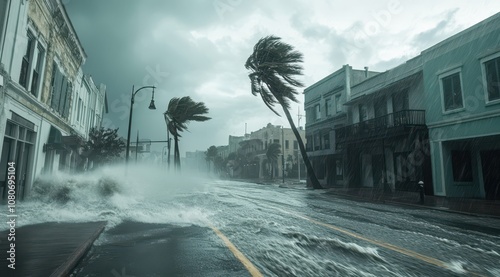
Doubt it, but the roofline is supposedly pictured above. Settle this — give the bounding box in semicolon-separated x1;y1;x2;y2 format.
58;0;87;61
304;65;350;93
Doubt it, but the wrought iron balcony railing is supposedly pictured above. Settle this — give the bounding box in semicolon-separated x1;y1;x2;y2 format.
335;110;426;144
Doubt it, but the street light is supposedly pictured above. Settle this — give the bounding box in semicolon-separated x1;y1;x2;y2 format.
125;85;156;164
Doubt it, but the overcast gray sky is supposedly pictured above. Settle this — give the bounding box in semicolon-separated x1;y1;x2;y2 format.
64;0;500;155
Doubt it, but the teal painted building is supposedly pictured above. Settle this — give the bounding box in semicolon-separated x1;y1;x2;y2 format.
422;13;500;199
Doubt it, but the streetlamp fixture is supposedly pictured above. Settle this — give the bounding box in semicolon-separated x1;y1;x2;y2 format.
125;85;156;164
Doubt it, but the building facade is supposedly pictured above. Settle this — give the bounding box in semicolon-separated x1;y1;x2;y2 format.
338;58;432;194
422;13;500;199
0;0;106;200
305;12;500;199
304;65;378;187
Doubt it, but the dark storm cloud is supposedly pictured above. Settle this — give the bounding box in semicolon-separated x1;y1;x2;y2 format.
63;1;500;155
65;0;239;146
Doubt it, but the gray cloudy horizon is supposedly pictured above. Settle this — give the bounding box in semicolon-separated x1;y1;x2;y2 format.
64;0;500;156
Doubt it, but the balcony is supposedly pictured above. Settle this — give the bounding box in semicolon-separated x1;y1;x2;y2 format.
336;110;426;145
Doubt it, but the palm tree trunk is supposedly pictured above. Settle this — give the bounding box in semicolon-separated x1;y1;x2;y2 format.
280;104;322;189
175;139;181;171
173;136;179;171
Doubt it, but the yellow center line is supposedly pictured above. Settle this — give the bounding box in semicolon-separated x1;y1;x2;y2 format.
207;223;263;277
292;213;486;277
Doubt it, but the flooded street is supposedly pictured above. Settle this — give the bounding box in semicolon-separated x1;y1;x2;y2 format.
4;166;500;276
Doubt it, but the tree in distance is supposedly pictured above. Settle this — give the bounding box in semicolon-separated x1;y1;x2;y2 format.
83;127;125;170
164;96;211;171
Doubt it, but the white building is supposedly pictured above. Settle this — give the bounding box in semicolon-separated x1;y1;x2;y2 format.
0;0;106;200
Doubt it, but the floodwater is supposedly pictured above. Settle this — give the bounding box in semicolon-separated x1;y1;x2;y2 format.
2;165;500;276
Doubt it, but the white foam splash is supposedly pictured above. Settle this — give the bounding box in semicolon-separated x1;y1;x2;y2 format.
1;164;215;230
446;260;467;274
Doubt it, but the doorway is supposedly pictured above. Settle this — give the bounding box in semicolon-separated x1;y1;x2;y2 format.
481;150;500;200
0;120;36;200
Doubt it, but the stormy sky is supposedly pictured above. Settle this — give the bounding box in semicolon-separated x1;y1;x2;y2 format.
64;0;500;156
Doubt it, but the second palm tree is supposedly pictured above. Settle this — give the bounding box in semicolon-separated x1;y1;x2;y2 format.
164;96;211;171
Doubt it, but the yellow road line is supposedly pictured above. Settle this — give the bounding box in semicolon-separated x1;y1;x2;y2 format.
208;223;263;277
293;213;486;277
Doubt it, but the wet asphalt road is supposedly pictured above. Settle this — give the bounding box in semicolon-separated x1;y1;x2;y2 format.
69;180;500;277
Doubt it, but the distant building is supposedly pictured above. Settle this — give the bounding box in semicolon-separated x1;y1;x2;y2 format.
234;123;305;179
185;150;207;172
304;65;378;187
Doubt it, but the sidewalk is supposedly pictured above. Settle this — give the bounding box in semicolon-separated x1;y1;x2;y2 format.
241;178;500;218
326;187;500;218
0;221;106;277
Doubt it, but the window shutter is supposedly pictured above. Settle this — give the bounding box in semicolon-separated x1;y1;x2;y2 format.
63;82;72;119
59;77;68;115
50;66;63;111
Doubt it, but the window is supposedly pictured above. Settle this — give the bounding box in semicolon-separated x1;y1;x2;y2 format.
30;45;45;96
314;134;320;151
336;160;343;180
306;136;312;151
50;62;73;118
293;140;298;150
483;55;500;102
451;150;473;182
359;104;367;122
77;98;82;122
440;70;464;111
335;94;342;113
325;98;332;117
315;104;321;120
392;89;409;112
19;32;35;89
323;133;330;149
19;30;46;97
285;140;289;149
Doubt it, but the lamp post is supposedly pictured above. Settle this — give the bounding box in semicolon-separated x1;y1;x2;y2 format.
125;85;156;164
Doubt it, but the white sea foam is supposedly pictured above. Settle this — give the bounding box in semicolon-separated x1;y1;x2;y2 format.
1;164;214;230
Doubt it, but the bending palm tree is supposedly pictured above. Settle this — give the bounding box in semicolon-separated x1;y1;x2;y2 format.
245;35;322;189
266;143;281;179
164;96;211;171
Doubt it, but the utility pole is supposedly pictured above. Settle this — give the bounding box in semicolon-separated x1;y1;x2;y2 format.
297;106;303;182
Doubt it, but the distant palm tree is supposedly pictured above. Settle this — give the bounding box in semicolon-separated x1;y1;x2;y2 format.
164;96;210;171
245;35;322;188
205;145;218;173
266;143;281;179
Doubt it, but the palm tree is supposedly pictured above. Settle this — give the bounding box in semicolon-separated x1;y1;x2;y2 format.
266;143;281;179
205;145;218;173
164;96;211;171
245;35;322;189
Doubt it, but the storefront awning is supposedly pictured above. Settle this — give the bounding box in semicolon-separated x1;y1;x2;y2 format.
43;126;68;152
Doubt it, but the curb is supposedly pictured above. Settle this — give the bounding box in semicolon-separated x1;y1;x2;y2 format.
331;192;500;219
50;221;107;277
